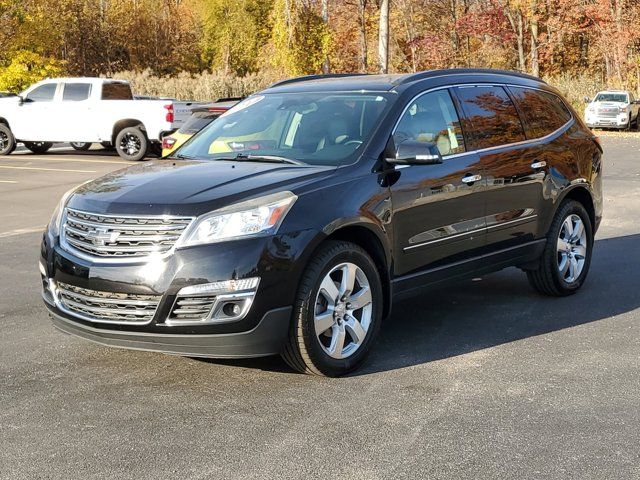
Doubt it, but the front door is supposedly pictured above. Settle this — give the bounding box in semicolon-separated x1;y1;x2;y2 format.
388;88;487;285
12;82;60;141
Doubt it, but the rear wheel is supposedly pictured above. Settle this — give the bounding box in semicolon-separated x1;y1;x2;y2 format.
115;126;148;161
0;123;16;155
70;142;92;151
282;241;383;376
526;200;593;296
24;141;53;154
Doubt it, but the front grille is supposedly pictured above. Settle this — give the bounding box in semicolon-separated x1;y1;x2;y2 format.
62;208;192;259
169;296;217;322
597;109;618;118
56;282;161;324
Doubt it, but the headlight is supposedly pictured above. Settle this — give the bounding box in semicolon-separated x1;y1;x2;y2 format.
47;187;77;238
180;191;297;247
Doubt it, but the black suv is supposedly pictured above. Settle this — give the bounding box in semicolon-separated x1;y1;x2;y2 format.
41;69;603;376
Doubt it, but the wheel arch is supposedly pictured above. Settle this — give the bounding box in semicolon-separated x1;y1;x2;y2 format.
112;119;146;145
557;184;596;230
316;222;393;319
0;117;10;128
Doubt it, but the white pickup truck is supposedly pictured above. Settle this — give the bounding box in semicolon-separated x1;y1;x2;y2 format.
584;90;640;130
0;78;196;160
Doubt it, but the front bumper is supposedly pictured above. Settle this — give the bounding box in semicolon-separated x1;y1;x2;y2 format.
586;115;629;128
47;303;292;358
41;229;317;357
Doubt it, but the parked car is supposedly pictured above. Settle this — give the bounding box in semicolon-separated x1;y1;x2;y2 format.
584;90;640;130
41;69;602;376
161;99;240;157
0;78;197;160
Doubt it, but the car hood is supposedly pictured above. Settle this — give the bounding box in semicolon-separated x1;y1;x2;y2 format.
67;159;336;216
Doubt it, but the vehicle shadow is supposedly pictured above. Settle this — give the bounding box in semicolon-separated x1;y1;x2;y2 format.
198;233;640;376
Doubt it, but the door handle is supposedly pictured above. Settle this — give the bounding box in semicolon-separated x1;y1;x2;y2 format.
461;174;482;184
531;160;547;169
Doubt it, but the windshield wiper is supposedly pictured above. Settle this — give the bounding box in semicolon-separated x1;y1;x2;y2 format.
172;153;197;160
219;153;305;165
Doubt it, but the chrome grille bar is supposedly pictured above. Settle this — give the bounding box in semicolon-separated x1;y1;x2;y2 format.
56;282;161;325
61;208;193;260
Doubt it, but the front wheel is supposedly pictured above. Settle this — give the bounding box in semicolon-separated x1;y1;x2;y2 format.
115;126;148;161
282;241;383;376
24;141;53;154
70;142;92;151
526;200;593;296
0;123;16;155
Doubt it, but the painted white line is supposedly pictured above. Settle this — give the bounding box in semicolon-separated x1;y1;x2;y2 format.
2;155;129;165
0;165;96;173
0;226;44;238
0;180;18;183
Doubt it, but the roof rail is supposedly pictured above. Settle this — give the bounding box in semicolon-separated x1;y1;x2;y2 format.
268;73;369;89
393;68;546;86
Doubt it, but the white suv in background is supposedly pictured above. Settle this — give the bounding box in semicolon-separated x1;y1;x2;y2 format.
584;90;640;130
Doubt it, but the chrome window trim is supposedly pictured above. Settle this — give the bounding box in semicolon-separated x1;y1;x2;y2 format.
390;82;575;164
59;207;195;265
403;215;538;252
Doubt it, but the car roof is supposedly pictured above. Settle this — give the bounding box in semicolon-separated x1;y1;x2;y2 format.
263;69;546;94
36;77;129;84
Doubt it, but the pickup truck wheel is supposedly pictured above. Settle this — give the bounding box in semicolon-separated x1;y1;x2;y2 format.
526;200;593;297
116;127;148;161
281;240;383;377
24;142;53;154
70;142;92;151
0;124;16;155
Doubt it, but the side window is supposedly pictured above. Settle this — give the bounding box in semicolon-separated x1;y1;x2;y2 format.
101;82;133;100
394;89;465;156
62;83;91;101
25;84;58;102
509;87;572;139
454;86;525;150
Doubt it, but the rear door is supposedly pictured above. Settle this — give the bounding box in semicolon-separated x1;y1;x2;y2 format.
453;85;541;253
389;88;487;280
59;82;94;141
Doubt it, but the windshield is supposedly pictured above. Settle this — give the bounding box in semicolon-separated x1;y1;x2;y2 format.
594;93;628;103
174;92;392;166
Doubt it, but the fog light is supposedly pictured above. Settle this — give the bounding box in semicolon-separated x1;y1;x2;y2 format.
222;302;241;317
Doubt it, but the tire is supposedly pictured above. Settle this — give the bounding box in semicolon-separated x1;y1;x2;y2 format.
100;141;115;151
526;200;593;296
115;126;148;161
0;123;16;155
70;142;92;151
281;240;383;376
24;141;53;154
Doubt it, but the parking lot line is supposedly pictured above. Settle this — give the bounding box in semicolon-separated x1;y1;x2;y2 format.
0;180;18;183
1;156;131;165
0;165;96;173
0;226;44;238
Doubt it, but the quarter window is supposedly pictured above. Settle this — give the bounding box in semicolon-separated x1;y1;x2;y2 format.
455;86;525;150
25;84;58;102
101;82;133;100
394;90;465;156
63;83;92;101
509;87;571;139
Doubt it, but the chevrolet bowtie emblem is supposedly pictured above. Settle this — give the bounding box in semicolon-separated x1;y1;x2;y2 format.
86;227;120;246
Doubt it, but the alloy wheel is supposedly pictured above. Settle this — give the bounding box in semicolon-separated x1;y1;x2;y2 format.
314;262;373;359
0;131;7;150
556;214;588;283
120;133;141;156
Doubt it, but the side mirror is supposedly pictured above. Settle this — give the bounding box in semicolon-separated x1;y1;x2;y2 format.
583;96;591;104
17;95;25;105
386;139;443;166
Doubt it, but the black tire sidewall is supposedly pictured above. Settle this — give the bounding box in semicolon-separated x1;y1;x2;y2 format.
0;124;16;155
548;201;594;293
24;141;53;154
296;244;383;376
116;127;148;161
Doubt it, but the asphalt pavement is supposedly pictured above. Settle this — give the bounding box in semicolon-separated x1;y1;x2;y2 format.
0;137;638;479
